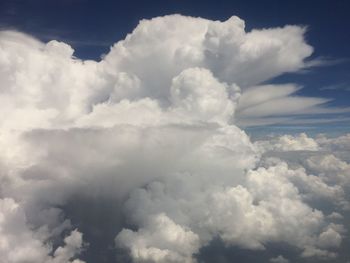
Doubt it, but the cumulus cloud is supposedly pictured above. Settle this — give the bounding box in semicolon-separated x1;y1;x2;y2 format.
115;161;346;262
305;154;350;190
0;14;349;263
255;132;320;152
269;255;289;263
116;213;200;263
316;133;350;154
0;198;85;263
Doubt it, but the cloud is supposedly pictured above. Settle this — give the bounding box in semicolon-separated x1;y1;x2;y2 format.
0;14;349;263
49;229;86;263
116;213;200;263
316;133;350;152
237;89;329;118
116;161;346;261
320;82;350;91
255;133;320;152
0;198;50;263
269;255;289;263
0;198;85;263
305;154;350;189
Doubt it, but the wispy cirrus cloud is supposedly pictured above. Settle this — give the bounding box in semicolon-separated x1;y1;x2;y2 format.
320;82;350;91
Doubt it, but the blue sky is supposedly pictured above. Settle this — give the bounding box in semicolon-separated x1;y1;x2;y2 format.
1;0;349;132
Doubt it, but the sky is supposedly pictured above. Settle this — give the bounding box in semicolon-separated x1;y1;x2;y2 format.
1;1;350;263
1;0;349;133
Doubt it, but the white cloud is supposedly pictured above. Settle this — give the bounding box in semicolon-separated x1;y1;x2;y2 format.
305;154;350;191
255;133;320;152
269;255;289;263
116;162;344;261
0;14;349;263
48;229;86;263
0;198;49;263
0;198;85;263
316;133;350;153
237;84;301;111
116;213;200;263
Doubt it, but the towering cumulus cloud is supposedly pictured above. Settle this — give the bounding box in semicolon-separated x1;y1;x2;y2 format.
0;15;349;263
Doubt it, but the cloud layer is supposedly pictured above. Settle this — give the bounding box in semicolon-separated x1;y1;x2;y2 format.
0;14;349;263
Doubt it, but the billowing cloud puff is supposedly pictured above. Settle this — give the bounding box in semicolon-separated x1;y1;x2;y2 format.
269;255;289;263
255;132;320;152
0;15;342;134
116;213;200;263
306;154;350;189
0;198;85;263
0;14;349;263
116;161;344;262
316;133;350;153
0;198;50;263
